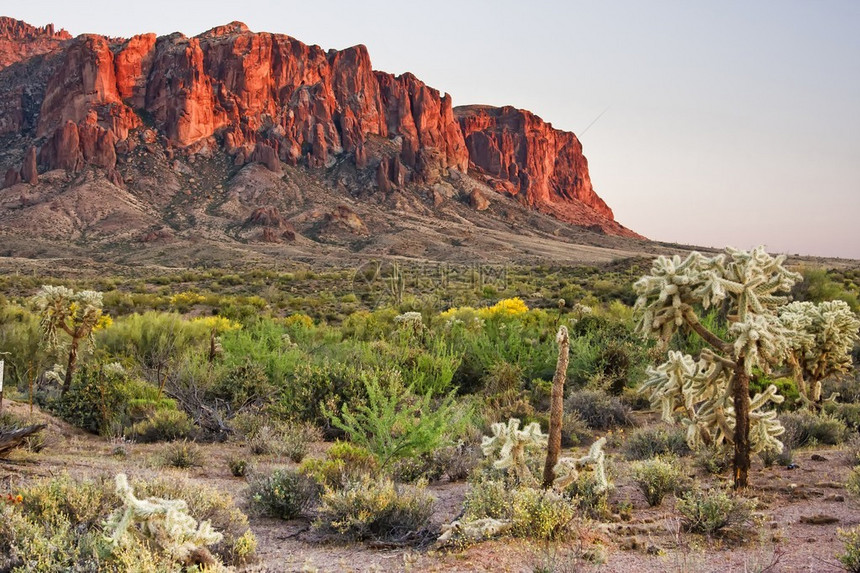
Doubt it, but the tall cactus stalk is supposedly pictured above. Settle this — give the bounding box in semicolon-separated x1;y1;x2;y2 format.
543;325;570;488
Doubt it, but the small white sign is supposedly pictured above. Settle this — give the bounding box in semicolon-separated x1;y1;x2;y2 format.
0;359;4;392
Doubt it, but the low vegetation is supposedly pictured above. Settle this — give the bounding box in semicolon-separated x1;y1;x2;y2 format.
0;253;857;569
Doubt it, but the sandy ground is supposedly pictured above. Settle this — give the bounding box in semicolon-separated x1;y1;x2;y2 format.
1;399;858;573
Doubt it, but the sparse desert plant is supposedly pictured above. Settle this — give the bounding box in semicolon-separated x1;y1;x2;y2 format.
433;441;483;482
463;477;515;521
635;247;800;488
129;408;194;443
248;469;318;519
838;525;860;573
676;487;754;535
694;446;733;475
228;457;250;477
623;426;691;460
300;441;379;489
631;456;686;506
847;467;860;497
780;410;848;448
0;472;254;571
245;420;321;461
565;389;633;431
510;488;577;540
158;440;204;469
314;475;434;541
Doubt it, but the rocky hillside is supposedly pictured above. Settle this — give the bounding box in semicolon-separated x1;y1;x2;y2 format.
0;17;644;266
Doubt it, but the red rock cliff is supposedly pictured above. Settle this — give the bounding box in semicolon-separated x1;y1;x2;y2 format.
0;17;70;69
0;17;639;238
456;105;612;217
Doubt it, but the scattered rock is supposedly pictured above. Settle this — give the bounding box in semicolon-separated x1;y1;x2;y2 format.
800;514;839;525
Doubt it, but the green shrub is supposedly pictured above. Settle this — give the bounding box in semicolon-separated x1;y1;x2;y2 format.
276;421;322;462
128;408;194;442
300;441;379;489
326;368;459;467
564;470;611;519
630;456;686;506
229;457;251;477
432;442;483;482
825;401;860;430
847;467;860;497
315;475;434;541
248;469;318;519
676;488;753;535
838;525;860;573
0;472;255;570
694;446;732;475
565;389;633;430
511;488;577;540
780;411;849;448
245;421;322;461
623;426;691;460
158;440;204;469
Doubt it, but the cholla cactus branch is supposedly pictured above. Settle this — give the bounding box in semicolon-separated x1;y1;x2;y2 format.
105;474;223;566
482;418;547;486
552;437;608;492
437;517;513;545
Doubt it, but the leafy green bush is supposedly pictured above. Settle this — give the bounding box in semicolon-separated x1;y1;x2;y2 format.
300;441;379;489
623;426;691;460
128;408;194;442
630;456;686;506
463;477;514;521
314;475;433;541
326;368;459;467
676;488;753;535
248;469;318;519
780;411;849;448
565;389;633;430
838;526;860;573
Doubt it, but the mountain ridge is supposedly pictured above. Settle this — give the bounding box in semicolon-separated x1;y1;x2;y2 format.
0;17;646;267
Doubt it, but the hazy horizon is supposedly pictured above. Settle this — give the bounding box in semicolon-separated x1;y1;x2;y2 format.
5;1;859;259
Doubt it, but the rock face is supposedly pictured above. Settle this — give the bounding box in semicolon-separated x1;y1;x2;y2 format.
0;17;70;69
455;105;628;234
0;17;639;238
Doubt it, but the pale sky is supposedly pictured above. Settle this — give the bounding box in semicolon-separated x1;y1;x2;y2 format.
5;1;860;259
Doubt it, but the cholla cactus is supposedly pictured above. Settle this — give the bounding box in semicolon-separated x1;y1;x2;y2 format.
552;437;608;492
105;474;223;567
779;300;860;406
32;285;105;396
482;418;547;486
634;247;800;488
437;517;513;545
394;311;424;328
